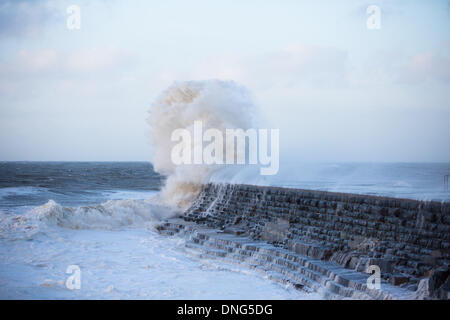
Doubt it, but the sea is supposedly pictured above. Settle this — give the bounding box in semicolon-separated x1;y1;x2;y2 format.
0;161;449;299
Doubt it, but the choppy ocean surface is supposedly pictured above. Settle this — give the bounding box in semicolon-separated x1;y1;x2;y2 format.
273;162;450;202
0;162;449;299
0;162;311;299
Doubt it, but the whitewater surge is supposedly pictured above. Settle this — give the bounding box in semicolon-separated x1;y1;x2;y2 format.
0;186;310;299
148;80;258;209
0;195;177;240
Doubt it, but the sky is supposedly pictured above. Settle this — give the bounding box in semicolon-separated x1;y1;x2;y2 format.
0;0;449;162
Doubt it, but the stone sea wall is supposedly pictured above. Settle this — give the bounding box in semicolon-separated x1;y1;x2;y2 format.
182;183;449;299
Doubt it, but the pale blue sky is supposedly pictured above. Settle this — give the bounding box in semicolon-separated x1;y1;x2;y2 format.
0;0;449;161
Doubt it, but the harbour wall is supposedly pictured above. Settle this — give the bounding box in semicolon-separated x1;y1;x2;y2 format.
182;183;449;298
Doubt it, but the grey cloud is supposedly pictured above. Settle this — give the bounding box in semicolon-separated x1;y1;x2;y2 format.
0;0;60;38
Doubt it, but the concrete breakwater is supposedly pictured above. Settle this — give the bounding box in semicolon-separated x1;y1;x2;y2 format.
158;183;450;299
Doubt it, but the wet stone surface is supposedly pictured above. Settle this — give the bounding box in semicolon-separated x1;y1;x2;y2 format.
178;183;450;299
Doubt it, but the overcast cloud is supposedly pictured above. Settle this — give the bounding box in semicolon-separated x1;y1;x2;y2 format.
0;0;449;162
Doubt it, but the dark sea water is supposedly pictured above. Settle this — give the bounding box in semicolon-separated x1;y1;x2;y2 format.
0;162;164;213
1;162;449;216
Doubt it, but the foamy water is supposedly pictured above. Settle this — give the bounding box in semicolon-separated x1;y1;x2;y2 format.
0;162;316;299
0;198;310;300
148;80;258;208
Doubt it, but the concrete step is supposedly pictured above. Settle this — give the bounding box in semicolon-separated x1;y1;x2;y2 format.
157;221;414;300
185;239;366;299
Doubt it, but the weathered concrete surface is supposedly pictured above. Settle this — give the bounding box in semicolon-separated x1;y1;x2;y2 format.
179;183;449;299
157;219;416;299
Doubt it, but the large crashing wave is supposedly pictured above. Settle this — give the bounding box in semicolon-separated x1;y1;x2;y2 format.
148;80;257;209
0;80;257;235
0;197;176;239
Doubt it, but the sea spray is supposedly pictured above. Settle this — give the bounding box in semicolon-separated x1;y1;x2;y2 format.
0;197;176;240
148;80;257;209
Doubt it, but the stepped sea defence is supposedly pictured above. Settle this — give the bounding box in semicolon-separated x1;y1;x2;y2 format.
158;183;450;300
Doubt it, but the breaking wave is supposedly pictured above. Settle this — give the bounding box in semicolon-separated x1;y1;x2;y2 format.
0;196;177;239
148;80;258;208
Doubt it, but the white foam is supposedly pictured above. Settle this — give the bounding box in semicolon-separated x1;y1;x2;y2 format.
102;189;159;200
0;226;313;299
392;181;412;188
0;195;178;240
148;80;258;209
0;186;46;199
